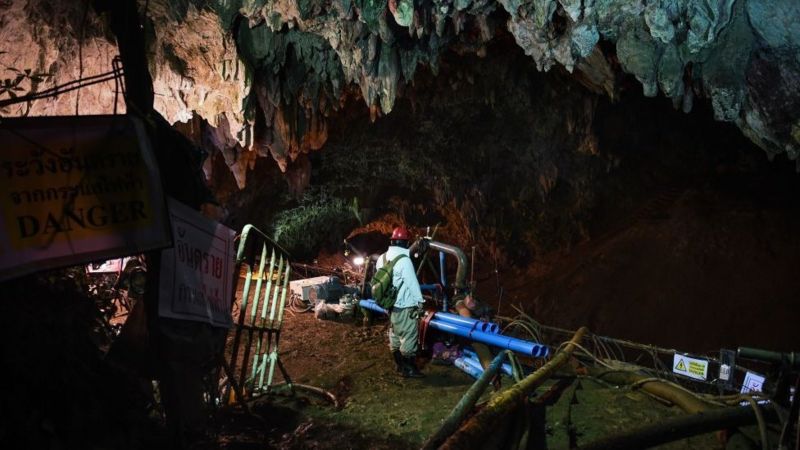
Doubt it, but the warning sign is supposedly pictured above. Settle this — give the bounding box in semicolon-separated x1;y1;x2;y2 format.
741;371;766;394
158;198;235;328
672;354;709;380
0;115;170;281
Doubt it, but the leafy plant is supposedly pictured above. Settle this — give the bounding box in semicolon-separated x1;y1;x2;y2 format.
271;190;361;259
0;60;53;113
0;68;51;99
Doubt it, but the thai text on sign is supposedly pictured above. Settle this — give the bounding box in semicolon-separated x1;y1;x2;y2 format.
158;198;235;328
0;115;171;281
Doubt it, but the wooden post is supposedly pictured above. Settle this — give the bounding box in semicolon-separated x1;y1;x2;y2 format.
422;351;509;450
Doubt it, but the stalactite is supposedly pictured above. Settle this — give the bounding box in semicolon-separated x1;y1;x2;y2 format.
2;0;799;179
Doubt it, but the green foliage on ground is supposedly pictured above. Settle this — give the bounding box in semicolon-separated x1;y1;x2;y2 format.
271;189;361;259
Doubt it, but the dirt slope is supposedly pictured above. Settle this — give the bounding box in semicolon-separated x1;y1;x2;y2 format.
498;179;800;354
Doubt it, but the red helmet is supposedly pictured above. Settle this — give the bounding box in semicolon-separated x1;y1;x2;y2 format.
391;226;410;241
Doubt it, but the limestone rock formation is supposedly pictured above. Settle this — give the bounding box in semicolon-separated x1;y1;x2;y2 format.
2;0;799;182
0;0;122;117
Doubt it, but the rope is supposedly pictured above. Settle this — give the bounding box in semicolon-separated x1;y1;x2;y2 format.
496;309;753;388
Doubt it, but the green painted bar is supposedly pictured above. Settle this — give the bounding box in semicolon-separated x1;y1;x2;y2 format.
259;249;277;322
240;244;268;385
227;229;257;387
249;244;269;323
227;224;293;399
253;253;283;383
260;264;291;389
275;264;291;325
256;342;270;390
268;255;285;323
251;249;277;382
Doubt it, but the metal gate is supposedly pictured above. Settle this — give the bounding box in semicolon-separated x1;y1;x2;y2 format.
226;224;293;401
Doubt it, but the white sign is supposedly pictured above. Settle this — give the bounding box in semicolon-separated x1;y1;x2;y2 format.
672;354;709;381
741;371;766;394
719;364;731;382
0;115;171;281
158;198;235;328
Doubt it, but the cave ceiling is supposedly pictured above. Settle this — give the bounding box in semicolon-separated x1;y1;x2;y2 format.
2;0;799;186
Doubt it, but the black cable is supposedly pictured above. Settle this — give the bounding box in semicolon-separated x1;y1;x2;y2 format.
113;71;119;115
112;56;125;114
0;69;123;109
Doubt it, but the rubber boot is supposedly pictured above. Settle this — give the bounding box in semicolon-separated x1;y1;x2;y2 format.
392;350;403;373
401;355;425;378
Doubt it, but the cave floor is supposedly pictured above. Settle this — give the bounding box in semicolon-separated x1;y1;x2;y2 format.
204;311;763;450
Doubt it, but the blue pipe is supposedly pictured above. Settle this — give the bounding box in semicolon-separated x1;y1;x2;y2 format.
461;355;484;373
359;299;388;315
462;349;514;377
435;311;500;334
453;356;483;379
361;301;499;334
358;300;549;358
459;355;515;378
428;318;550;358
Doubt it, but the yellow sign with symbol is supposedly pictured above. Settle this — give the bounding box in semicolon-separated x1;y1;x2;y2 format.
672;354;709;380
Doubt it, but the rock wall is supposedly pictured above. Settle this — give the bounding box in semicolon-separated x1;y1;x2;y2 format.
2;0;798;185
0;0;123;116
1;0;251;184
313;46;604;262
214;0;800;167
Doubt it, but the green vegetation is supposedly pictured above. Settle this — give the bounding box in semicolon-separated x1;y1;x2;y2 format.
271;189;362;259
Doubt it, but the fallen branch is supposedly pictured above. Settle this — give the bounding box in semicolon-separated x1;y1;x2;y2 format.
422;351;508;450
440;327;588;450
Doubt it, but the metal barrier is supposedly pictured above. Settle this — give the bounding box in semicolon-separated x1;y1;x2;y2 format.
226;224;292;400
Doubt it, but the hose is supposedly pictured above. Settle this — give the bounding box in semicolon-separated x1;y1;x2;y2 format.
744;395;769;450
270;382;340;409
287;293;313;313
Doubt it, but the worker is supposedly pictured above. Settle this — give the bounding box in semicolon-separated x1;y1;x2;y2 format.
377;226;425;378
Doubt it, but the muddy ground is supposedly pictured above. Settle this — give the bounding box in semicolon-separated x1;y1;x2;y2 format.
194;156;800;449
199;167;800;449
207;309;761;449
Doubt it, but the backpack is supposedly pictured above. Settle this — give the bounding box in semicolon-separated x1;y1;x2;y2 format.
370;254;407;309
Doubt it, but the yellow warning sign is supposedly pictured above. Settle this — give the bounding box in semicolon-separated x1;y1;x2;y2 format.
0;115;171;281
672;354;708;381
